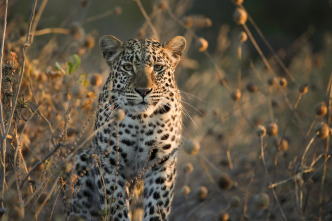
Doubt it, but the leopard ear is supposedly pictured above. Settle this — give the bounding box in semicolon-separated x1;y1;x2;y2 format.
99;35;123;66
164;36;186;65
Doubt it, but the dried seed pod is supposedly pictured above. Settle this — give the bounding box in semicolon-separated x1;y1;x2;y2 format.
158;0;167;10
230;196;241;208
183;17;193;28
231;89;241;101
183;163;194;174
183;140;200;155
314;102;327;117
21;133;31;147
219;212;230;221
81;0;88;8
183;15;212;29
231;0;244;5
279;138;288;152
69;22;85;40
138;29;146;38
87;91;96;98
83;35;95;49
246;82;258;92
266;123;278;136
195;37;208;52
181;185;191;195
114;109;125;121
299;83;308;94
253;193;270;210
239;31;248;42
213;108;220;117
217;173;233;190
267;76;278;86
90;73;102;86
197;186;208;201
279;77;287;87
37;72;48;82
114;6;122;15
233;8;247;25
315;122;329;139
294;174;304;187
78;47;87;56
61;161;72;173
204;18;213;27
36;163;45;172
256;125;266;137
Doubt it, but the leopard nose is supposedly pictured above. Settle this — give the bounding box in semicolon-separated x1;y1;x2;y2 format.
135;88;152;97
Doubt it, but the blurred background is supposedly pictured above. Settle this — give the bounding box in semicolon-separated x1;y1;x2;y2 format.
11;0;332;61
1;0;332;220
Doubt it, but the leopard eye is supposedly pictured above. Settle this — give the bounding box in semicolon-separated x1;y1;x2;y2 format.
154;64;164;72
123;64;133;71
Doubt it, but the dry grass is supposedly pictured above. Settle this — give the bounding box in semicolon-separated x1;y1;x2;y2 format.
0;0;331;220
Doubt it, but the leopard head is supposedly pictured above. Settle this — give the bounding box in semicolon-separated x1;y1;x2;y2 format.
99;35;186;115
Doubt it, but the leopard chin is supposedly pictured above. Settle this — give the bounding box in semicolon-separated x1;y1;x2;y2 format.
124;102;157;115
133;103;150;112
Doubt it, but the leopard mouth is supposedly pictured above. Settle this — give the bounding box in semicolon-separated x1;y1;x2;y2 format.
127;101;149;106
124;96;161;114
125;101;150;110
136;102;149;108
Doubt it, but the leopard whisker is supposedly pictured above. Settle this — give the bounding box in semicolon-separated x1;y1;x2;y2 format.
179;89;206;103
181;100;203;117
181;106;200;131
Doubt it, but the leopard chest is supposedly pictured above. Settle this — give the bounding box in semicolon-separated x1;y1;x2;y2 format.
95;107;182;179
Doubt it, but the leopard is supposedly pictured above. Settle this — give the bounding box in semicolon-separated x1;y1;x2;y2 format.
67;35;186;221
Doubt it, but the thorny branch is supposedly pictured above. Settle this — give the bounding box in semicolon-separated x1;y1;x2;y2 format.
0;0;8;136
260;136;287;221
20;143;71;189
0;0;9;208
1;0;40;202
134;0;159;40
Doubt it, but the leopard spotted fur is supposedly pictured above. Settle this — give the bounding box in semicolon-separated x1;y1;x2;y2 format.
68;35;186;221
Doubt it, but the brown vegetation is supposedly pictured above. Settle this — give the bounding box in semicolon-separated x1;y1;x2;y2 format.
0;0;331;220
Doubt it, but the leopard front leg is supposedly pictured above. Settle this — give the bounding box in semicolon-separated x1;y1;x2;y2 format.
95;159;130;221
68;150;101;221
142;158;176;221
